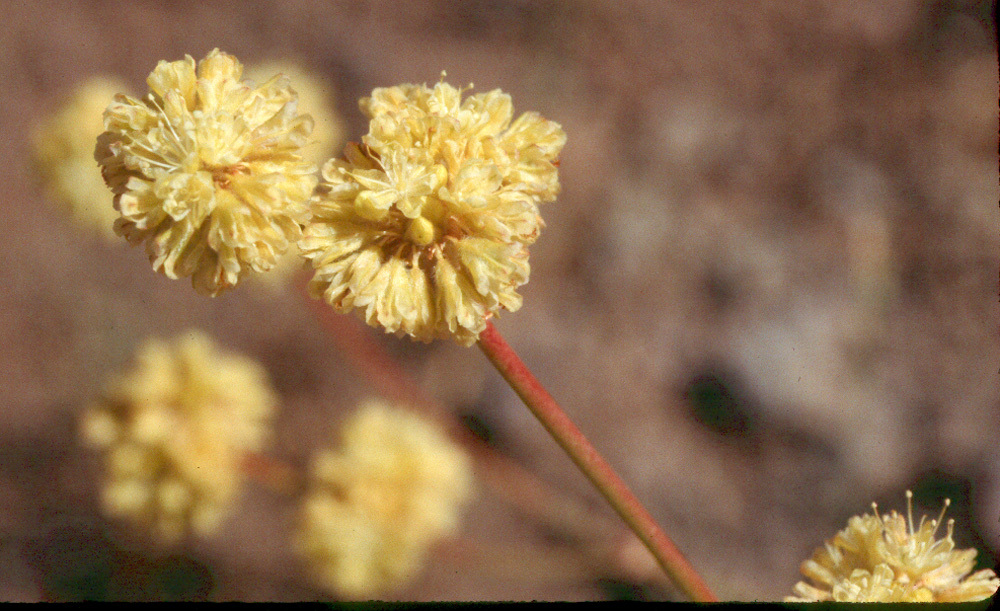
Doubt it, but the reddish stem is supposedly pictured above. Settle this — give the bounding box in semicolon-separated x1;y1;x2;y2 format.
241;452;300;495
477;322;717;602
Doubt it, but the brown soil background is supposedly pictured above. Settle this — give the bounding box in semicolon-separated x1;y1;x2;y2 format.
1;0;997;602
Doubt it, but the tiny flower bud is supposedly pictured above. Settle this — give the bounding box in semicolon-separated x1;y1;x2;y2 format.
405;216;438;246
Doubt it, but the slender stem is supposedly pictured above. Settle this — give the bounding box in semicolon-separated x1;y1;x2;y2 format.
242;451;300;495
477;322;717;602
298;278;708;594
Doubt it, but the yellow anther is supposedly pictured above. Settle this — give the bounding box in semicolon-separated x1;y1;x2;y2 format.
405;216;438;246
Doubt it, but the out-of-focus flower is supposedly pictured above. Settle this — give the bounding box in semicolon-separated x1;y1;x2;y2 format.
301;78;565;345
32;77;131;241
295;400;474;598
787;491;1000;602
81;331;276;542
95;49;318;296
245;59;344;168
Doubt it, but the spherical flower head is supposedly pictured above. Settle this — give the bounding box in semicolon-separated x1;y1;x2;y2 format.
95;49;319;296
32;76;131;242
80;330;277;542
787;491;1000;602
295;400;474;598
301;78;566;345
245;59;344;168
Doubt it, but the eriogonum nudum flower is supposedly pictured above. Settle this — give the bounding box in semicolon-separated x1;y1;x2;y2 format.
295;400;474;598
95;49;318;296
787;491;1000;602
80;331;276;542
301;79;565;345
32;77;131;241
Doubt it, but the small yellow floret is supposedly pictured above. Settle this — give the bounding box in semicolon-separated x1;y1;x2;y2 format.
301;78;565;345
81;330;277;542
787;491;1000;602
295;400;474;598
96;49;318;296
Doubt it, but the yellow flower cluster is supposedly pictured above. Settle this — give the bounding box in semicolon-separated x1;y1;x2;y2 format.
96;49;318;296
301;79;565;345
787;491;999;602
32;77;130;241
81;331;276;542
295;400;474;598
92;54;565;341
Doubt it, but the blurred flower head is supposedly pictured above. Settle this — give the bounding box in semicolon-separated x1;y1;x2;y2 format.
301;78;565;345
95;49;318;296
295;399;474;598
81;331;276;542
787;491;1000;602
32;76;131;242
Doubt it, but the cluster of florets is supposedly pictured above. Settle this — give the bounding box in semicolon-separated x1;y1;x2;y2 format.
80;331;276;542
301;80;565;344
82;332;474;598
95;49;318;296
294;400;474;598
787;492;999;602
32;76;132;241
87;51;564;345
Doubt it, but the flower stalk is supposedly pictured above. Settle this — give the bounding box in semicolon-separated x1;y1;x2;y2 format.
477;322;717;602
241;451;301;496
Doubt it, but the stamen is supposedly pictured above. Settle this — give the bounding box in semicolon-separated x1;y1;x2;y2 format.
932;499;951;538
906;490;914;535
138;157;175;171
147;94;187;153
122;134;171;162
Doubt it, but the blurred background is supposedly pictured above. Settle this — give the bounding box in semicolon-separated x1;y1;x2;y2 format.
1;0;997;601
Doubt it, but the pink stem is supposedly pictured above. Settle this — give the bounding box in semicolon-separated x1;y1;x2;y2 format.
477;322;717;602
